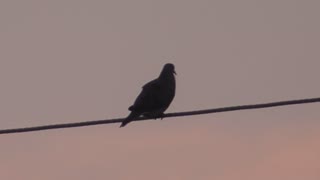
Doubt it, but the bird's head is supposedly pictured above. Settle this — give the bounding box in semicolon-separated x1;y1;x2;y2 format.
162;63;176;75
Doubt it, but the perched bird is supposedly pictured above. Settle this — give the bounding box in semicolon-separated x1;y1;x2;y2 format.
120;63;176;127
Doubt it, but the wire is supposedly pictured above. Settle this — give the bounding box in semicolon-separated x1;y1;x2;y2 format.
0;97;319;135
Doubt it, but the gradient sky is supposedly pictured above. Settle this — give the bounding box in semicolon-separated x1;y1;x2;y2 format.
1;0;320;179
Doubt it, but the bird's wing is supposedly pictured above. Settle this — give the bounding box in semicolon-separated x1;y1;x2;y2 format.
129;79;163;112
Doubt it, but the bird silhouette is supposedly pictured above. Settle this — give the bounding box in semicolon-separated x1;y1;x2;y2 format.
120;63;176;127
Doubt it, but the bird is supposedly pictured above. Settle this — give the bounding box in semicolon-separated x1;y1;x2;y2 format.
120;63;176;127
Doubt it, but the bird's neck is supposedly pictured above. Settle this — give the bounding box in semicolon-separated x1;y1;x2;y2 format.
159;73;175;84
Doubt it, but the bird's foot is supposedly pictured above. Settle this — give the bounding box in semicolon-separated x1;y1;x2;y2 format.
154;113;165;120
142;112;165;120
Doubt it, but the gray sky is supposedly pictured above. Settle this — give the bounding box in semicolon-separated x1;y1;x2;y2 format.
1;0;320;179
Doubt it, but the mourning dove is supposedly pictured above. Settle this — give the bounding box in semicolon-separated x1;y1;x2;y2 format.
120;63;176;127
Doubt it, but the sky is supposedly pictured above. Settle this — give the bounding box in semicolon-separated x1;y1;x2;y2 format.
0;0;320;179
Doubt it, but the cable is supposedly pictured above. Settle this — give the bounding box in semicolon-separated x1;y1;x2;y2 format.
0;97;319;135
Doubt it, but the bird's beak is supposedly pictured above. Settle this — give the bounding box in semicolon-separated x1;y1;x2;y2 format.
174;70;177;75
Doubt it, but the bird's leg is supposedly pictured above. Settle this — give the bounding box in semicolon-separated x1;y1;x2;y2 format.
154;112;165;120
152;108;166;120
142;108;166;120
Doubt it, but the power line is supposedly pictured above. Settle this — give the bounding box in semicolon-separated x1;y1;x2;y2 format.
0;97;319;135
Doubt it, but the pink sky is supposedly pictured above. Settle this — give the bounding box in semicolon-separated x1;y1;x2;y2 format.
0;0;320;179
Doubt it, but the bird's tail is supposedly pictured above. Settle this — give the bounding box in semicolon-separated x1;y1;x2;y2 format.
120;111;140;128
